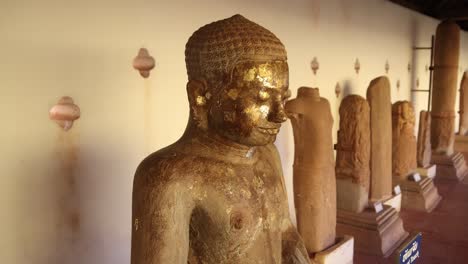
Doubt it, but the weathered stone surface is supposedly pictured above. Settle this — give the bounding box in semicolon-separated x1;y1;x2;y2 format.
335;95;370;213
286;87;336;254
458;72;468;135
417;111;432;168
392;101;417;181
431;20;460;155
367;76;393;202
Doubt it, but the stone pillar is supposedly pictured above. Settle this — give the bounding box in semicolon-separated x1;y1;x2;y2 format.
286;87;336;254
417;111;432;168
459;72;468;135
335;95;370;213
392;101;417;181
366;76;392;202
431;20;460;155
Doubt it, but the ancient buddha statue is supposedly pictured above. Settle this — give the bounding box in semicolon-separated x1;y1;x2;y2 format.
131;15;310;264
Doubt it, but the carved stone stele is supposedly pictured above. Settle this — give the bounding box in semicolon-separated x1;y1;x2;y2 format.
417;111;432;168
366;76;393;202
286;87;336;254
391;103;442;212
335;95;370;213
431;20;460;155
337;89;408;257
131;15;311;264
459;72;468;135
391;101;417;181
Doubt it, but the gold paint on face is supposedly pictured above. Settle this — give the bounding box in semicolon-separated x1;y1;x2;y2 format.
227;89;239;100
258;90;270;101
208;60;290;146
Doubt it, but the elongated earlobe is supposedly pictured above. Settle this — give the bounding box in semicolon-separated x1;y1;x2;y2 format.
187;80;208;106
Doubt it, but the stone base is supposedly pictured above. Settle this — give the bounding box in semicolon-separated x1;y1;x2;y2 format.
415;164;436;179
431;152;468;181
336;205;408;257
399;176;442;212
312;236;354;264
383;193;402;212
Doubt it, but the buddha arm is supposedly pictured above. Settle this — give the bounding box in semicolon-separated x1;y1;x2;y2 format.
281;224;311;264
131;172;193;264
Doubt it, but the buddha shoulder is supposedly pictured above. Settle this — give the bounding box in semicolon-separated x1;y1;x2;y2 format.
133;143;224;188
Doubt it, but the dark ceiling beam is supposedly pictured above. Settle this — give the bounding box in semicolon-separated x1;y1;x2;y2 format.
438;8;468;20
434;0;452;11
388;0;428;14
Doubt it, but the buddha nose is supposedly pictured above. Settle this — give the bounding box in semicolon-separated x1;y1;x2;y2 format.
268;100;288;123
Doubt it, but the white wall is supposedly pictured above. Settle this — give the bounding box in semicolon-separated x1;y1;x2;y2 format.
1;0;467;263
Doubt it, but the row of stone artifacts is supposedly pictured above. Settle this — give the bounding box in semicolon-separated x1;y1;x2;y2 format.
130;15;467;264
287;19;468;263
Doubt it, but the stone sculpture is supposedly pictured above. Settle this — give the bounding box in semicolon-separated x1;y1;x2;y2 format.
391;101;417;181
431;20;460;155
392;103;442;212
285;87;336;254
431;20;467;181
458;72;468;135
335;95;370;213
131;15;310;264
417;111;432;169
336;90;408;257
366;76;393;202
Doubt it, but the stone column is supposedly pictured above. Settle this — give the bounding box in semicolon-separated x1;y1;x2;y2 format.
459;72;468;135
392;101;417;181
366;76;393;202
335;95;370;213
417;111;432;168
286;87;336;254
431;20;460;155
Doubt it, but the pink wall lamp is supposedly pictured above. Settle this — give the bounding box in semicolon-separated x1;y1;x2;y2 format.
49;96;80;131
133;48;155;78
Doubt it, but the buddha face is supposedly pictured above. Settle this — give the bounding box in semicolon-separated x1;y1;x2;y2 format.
207;60;290;146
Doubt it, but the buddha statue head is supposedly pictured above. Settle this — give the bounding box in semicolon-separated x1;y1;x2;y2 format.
185;14;290;146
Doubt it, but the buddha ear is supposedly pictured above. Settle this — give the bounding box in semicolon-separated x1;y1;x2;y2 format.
187;79;209;108
187;79;210;130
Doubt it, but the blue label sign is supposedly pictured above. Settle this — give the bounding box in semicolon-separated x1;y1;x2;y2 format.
398;233;422;264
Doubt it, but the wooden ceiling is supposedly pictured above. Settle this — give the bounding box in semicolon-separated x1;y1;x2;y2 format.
389;0;468;30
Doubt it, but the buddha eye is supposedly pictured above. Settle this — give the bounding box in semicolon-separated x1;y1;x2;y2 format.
258;90;270;101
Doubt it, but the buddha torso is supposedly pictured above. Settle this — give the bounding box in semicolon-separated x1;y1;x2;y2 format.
132;137;290;264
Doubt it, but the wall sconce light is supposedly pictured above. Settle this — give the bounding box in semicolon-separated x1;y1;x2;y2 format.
396;79;400;91
407;63;411;73
425;64;429;73
385;60;390;74
133;48;155;78
49;96;80;131
416;78;420;88
335;82;341;98
311;57;319;75
354;58;360;74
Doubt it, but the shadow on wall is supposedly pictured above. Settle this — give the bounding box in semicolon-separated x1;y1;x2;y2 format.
15;128;133;264
9;44;135;264
14;130;83;264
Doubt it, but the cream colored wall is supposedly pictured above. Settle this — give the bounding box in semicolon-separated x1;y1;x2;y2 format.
1;0;467;263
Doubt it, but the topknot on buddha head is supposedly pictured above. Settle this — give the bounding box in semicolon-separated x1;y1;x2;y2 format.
185;14;287;89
